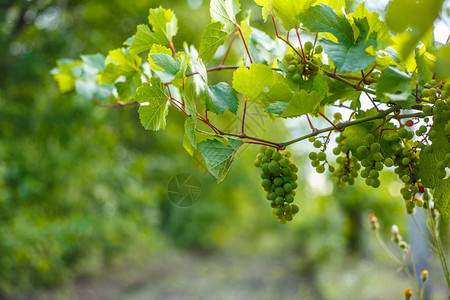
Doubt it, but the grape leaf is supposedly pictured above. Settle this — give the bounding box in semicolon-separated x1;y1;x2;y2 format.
148;44;172;70
435;44;450;79
210;0;240;31
385;0;444;60
254;0;316;30
434;178;450;219
342;123;372;157
417;121;449;189
281;90;323;118
116;72;142;101
298;4;354;43
205;82;239;114
199;138;242;183
232;64;293;108
130;7;178;55
149;52;188;84
135;79;169;131
199;21;230;63
265;101;289;114
183;117;197;156
375;66;415;108
52;59;82;93
99;48;141;84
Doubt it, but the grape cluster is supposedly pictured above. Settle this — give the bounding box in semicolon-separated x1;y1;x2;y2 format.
331;135;360;187
282;42;323;82
356;133;385;188
254;147;300;224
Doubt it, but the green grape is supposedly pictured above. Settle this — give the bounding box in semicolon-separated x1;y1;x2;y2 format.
284;53;294;61
309;152;318;160
361;159;370;167
291;181;298;189
282;167;291;175
268;161;280;174
262;163;270;174
287;64;296;73
304;41;313;52
275;187;284;196
285;213;293;221
333;147;341;155
401;175;410;183
269;192;277;200
369;169;379;179
373;152;383;161
360;169;369;178
275;196;284;205
261;172;270;179
309;136;316;142
401;157;410;165
313;140;322;148
285;194;294;203
292;73;301;82
375;161;384;171
371;178;381;188
314;44;323;54
282;175;291;183
274;177;283;186
291;204;300;214
384;158;394;167
357;146;369;157
370;143;381;153
329;165;336;172
316;165;325;173
254;159;261;167
283;183;292;193
444;82;450;91
317;152;327;161
265;148;274;157
398;128;408;138
262;179;271;188
279;158;289;167
411;185;419;194
333;112;342;120
429;88;437;95
272;151;282;161
274;207;283;215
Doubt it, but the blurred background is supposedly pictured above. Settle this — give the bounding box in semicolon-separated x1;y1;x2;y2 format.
0;0;448;299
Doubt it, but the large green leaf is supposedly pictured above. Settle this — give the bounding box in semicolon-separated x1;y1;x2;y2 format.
385;0;444;60
434;178;450;219
129;7;178;55
375;66;414;108
99;48;141;84
210;0;240;31
254;0;316;30
149;52;189;84
417;121;449;189
116;72;142;101
199;138;242;182
281;90;323;118
135;79;169;131
298;4;354;43
436;44;450;79
199;21;230;63
205;82;239;114
232;64;293;108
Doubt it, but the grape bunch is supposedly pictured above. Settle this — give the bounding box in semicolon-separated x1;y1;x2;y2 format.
330;134;361;187
282;41;323;82
254;147;300;224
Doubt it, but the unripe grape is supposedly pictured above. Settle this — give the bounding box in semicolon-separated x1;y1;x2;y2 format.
411;185;419;194
274;177;283;186
333;147;340;155
279;158;289;167
313;140;322;148
282;167;291;175
316;165;325;173
365;134;375;144
287;64;296;73
274;207;283;215
265;148;274;157
369;169;379;179
304;41;313;52
282;175;291;183
284;53;294;61
375;161;384;171
268;161;280;174
275;196;284;205
291;181;298;189
291;204;300;214
285;194;294;203
284;204;292;212
285;213;293;221
309;152;318;160
275;187;284;196
314;44;323;54
357;146;369;157
283;183;292;193
329;165;335;172
371;178;381;188
398;128;408;138
370;143;381;153
262;179;271;188
272;151;282;161
254;159;261;167
384;158;394;167
317;152;327;161
401;175;410;183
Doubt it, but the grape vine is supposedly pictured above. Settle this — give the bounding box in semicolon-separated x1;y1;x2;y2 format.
52;1;449;222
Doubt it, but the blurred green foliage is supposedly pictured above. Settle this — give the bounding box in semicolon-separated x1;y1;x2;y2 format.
0;0;409;297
